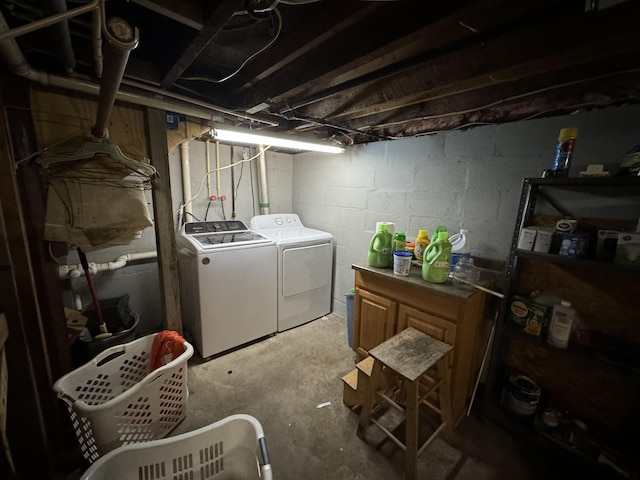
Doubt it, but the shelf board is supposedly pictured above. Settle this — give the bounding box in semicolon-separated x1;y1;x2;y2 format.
500;325;640;382
483;402;636;478
515;249;640;273
524;177;640;187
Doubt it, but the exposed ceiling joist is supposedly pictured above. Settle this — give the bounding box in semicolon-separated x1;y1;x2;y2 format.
0;0;637;145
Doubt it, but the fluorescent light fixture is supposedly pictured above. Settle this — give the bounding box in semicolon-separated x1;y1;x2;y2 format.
210;127;345;154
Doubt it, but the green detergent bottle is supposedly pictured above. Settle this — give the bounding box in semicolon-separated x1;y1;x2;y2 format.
431;225;447;243
422;231;452;283
367;223;393;268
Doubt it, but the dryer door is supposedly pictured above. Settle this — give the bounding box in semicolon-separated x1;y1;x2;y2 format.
282;242;332;297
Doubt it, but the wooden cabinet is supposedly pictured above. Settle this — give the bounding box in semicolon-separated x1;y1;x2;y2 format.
352;264;489;425
397;305;457;368
483;177;640;474
354;289;397;354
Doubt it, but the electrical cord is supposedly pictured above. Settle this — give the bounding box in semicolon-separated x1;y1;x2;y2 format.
175;145;270;216
234;148;247;204
178;8;282;84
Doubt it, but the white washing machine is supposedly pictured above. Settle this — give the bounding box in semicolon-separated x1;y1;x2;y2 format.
250;213;333;332
176;220;277;358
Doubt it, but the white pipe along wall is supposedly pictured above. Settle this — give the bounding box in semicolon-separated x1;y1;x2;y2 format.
58;251;158;279
181;141;193;216
258;144;270;214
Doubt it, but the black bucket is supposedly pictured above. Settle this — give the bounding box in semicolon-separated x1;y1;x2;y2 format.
71;295;140;366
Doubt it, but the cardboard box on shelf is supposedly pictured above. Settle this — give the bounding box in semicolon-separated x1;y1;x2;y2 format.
558;233;590;258
517;228;536;250
506;295;551;338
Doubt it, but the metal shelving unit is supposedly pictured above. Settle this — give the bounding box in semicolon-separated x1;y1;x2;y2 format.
482;176;640;477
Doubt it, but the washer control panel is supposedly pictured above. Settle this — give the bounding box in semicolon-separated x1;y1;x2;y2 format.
185;221;248;234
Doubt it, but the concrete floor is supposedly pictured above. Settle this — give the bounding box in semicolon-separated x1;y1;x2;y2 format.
54;313;627;479
169;313;557;480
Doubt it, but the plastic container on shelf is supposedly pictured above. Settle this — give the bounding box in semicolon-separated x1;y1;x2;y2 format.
393;232;407;252
547;300;576;349
451;256;477;290
551;127;578;176
413;229;430;262
53;333;194;463
422;231;452;283
405;241;415;258
501;373;541;417
449;229;471;273
79;414;272;480
393;250;412;276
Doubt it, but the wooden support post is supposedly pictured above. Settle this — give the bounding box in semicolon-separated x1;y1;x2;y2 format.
145;108;183;333
0;75;54;478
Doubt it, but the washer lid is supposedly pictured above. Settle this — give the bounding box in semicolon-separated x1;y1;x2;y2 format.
190;231;273;248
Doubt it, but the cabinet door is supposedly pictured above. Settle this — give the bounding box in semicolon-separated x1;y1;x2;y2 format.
397;304;457;367
354;288;397;357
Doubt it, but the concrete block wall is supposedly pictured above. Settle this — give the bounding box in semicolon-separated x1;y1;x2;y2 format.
293;104;640;319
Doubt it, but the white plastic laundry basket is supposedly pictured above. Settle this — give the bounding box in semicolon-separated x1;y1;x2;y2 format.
53;333;194;463
79;414;272;480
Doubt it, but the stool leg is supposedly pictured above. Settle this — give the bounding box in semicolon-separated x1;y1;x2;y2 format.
405;379;419;480
357;359;383;439
436;357;454;443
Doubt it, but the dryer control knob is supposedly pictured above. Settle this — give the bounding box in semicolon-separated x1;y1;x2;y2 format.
276;218;283;225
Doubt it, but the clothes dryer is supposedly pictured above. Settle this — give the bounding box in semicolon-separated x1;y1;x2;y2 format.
250;214;333;332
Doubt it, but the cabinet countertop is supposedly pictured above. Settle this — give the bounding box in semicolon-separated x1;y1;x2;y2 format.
352;262;492;300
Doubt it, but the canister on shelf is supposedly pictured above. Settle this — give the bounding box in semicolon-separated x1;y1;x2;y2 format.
551;127;578;176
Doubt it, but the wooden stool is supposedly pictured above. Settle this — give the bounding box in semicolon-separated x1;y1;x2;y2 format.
357;327;454;480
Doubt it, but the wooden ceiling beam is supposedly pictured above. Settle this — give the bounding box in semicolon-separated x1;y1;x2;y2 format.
372;74;640;138
160;0;245;89
250;0;568;112
327;33;640;124
314;3;640;124
130;0;204;30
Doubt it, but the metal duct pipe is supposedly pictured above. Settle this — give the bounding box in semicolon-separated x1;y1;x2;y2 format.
92;10;139;138
180;142;193;216
257;145;270;214
41;0;76;74
0;0;99;42
0;12;33;78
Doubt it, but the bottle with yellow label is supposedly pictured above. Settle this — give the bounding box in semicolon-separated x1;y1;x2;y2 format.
413;230;430;262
